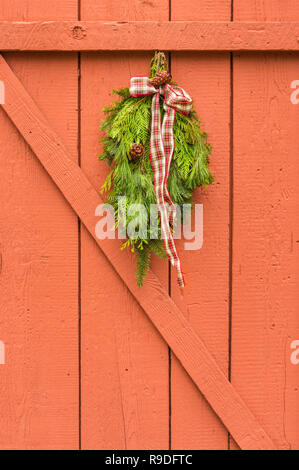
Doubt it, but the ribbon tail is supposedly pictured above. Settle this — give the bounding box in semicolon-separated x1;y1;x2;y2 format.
162;106;177;214
162;107;184;287
150;92;184;288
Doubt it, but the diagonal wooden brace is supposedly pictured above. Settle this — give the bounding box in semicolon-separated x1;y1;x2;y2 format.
0;54;276;450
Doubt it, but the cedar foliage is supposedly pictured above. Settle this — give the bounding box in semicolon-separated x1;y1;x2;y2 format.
99;52;213;286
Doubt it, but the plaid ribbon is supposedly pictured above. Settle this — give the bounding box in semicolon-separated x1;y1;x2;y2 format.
130;77;192;287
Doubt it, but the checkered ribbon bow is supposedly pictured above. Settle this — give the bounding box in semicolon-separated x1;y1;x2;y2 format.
130;77;193;287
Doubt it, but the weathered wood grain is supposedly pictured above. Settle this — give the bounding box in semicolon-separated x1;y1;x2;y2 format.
0;0;78;450
0;21;298;51
80;0;170;450
0;54;277;450
170;0;231;450
0;1;78;21
235;0;299;22
232;0;299;450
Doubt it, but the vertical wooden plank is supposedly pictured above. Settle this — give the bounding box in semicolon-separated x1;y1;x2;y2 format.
0;1;77;20
0;1;79;449
170;1;231;449
233;1;299;450
234;0;299;21
80;1;170;450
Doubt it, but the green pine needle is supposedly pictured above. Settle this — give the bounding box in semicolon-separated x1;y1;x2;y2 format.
136;246;151;287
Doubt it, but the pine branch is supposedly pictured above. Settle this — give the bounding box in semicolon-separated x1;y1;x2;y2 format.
136;246;151;287
99;59;214;286
149;239;167;259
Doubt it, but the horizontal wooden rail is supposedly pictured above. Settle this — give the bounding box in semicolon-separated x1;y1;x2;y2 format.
0;21;298;51
0;54;278;450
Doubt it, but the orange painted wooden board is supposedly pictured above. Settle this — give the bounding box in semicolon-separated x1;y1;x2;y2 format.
232;1;299;450
80;1;170;450
80;55;169;449
0;21;299;51
170;0;231;450
0;1;79;450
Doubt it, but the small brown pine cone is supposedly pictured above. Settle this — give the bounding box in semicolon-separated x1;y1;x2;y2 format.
129;143;144;161
150;70;172;88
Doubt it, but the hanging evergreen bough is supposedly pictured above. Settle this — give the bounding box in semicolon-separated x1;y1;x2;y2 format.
99;52;213;286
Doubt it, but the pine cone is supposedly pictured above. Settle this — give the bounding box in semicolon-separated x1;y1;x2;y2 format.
129;143;144;161
150;70;172;88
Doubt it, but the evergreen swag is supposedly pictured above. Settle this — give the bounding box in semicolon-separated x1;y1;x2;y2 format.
99;52;213;286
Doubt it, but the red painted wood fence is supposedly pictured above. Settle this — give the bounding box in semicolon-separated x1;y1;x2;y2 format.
0;0;298;450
